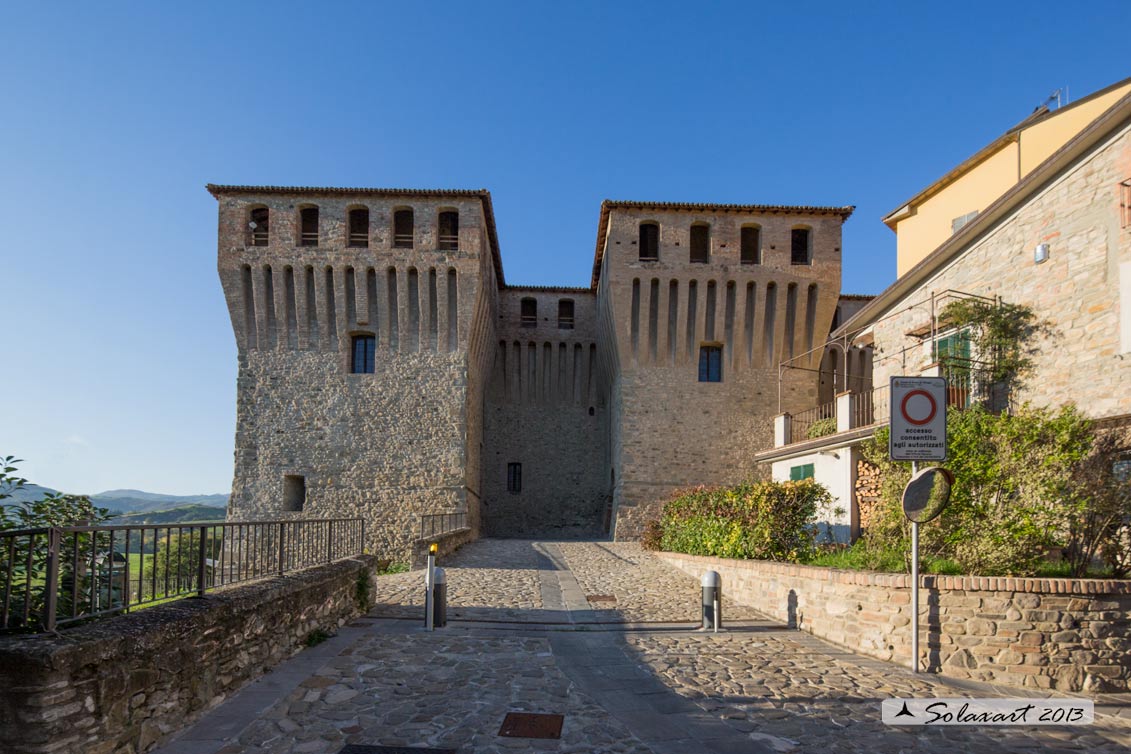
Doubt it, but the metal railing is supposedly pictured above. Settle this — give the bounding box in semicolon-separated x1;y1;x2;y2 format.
0;517;363;633
791;400;837;441
299;231;318;246
438;234;459;250
419;511;467;540
393;234;414;248
348;232;369;247
250;230;269;246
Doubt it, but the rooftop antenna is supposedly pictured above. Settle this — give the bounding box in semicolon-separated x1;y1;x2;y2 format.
1042;87;1067;111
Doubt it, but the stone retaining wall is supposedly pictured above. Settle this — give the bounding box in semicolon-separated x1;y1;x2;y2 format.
411;527;475;569
0;555;379;754
657;551;1131;693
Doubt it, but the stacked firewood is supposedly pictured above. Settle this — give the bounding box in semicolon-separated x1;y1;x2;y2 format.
855;460;884;530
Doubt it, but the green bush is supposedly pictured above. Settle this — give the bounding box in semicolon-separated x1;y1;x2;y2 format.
654;479;830;562
806;417;837;439
858;404;1127;576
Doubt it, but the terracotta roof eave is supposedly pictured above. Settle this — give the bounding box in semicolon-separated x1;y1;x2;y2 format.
836;90;1131;341
504;285;594;294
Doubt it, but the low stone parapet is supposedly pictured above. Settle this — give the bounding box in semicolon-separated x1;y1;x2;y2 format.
656;551;1131;693
411;526;475;569
0;555;380;754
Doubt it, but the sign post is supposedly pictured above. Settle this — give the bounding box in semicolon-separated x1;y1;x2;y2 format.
890;377;948;673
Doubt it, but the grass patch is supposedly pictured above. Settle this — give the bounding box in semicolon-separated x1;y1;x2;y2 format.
376;561;409;575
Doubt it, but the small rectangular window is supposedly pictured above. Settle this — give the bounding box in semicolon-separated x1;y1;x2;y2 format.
300;207;319;246
507;463;522;493
348;208;369;248
740;226;760;264
250;207;269;246
1121;180;1131;229
789;464;814;481
790;228;810;265
438;211;459;250
698;345;722;382
393;209;414;248
520;298;537;328
639;223;659;260
558;300;574;329
951;210;979;234
283;475;306;511
690;225;710;263
351;334;376;373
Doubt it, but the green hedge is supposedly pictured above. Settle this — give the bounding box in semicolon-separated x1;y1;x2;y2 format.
647;480;830;562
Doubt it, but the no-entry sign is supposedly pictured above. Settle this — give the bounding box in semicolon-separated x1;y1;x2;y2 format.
889;376;947;461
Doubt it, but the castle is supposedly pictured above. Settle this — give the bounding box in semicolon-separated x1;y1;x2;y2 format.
209;185;854;556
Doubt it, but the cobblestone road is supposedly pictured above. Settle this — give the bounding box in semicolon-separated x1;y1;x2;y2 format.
156;539;1131;754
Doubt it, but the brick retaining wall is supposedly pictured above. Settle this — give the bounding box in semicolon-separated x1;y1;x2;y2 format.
657;551;1131;692
0;555;379;754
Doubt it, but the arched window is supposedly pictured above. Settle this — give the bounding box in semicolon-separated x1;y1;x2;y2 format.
558;299;574;329
639;222;659;261
249;207;269;246
690;224;710;263
520;298;537;327
438;211;459;250
351;334;376;373
791;227;812;265
348;208;369;248
299;206;319;246
740;225;761;264
393;209;414;248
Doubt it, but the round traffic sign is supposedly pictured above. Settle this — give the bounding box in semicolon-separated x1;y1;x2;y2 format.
900;389;938;426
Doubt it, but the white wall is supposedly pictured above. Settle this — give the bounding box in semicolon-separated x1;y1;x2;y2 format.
771;446;857;544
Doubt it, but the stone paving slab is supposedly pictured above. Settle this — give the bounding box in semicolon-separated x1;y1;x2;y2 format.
154;539;1131;754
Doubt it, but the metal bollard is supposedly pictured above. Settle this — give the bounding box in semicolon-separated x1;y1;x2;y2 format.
432;567;447;628
701;571;722;631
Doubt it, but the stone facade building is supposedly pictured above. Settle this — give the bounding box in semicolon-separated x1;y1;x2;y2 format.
209;185;853;555
759;82;1131;537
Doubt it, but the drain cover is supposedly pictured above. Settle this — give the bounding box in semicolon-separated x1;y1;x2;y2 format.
338;747;457;754
586;594;617;604
498;712;564;739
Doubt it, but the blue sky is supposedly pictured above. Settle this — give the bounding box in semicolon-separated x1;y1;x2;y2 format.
2;1;1128;495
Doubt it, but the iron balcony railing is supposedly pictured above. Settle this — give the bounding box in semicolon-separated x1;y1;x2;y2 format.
393;234;414;248
437;234;459;250
0;517;364;634
250;230;269;246
348;232;369;247
791;400;837;441
419;511;467;540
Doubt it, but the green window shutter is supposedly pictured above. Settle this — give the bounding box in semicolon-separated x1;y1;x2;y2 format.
790;463;814;481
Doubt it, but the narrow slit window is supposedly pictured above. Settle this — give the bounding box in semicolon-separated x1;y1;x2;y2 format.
249;207;269;246
507;463;522;493
299;207;319;246
791;228;811;265
393;209;414;248
351;334;376;373
740;226;760;264
348;208;369;247
690;224;710;263
698;345;722;382
558;299;574;329
520;298;537;328
639;222;659;261
438;211;459;250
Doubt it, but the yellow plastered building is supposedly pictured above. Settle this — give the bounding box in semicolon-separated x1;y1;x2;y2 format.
885;77;1131;276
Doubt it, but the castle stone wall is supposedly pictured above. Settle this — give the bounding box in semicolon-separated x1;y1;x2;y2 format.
482;289;609;537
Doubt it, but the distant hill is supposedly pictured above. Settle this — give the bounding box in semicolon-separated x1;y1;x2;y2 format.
2;484;228;515
90;490;229;514
109;504;227;525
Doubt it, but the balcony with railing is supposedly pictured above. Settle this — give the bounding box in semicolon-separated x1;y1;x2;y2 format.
774;359;997;448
